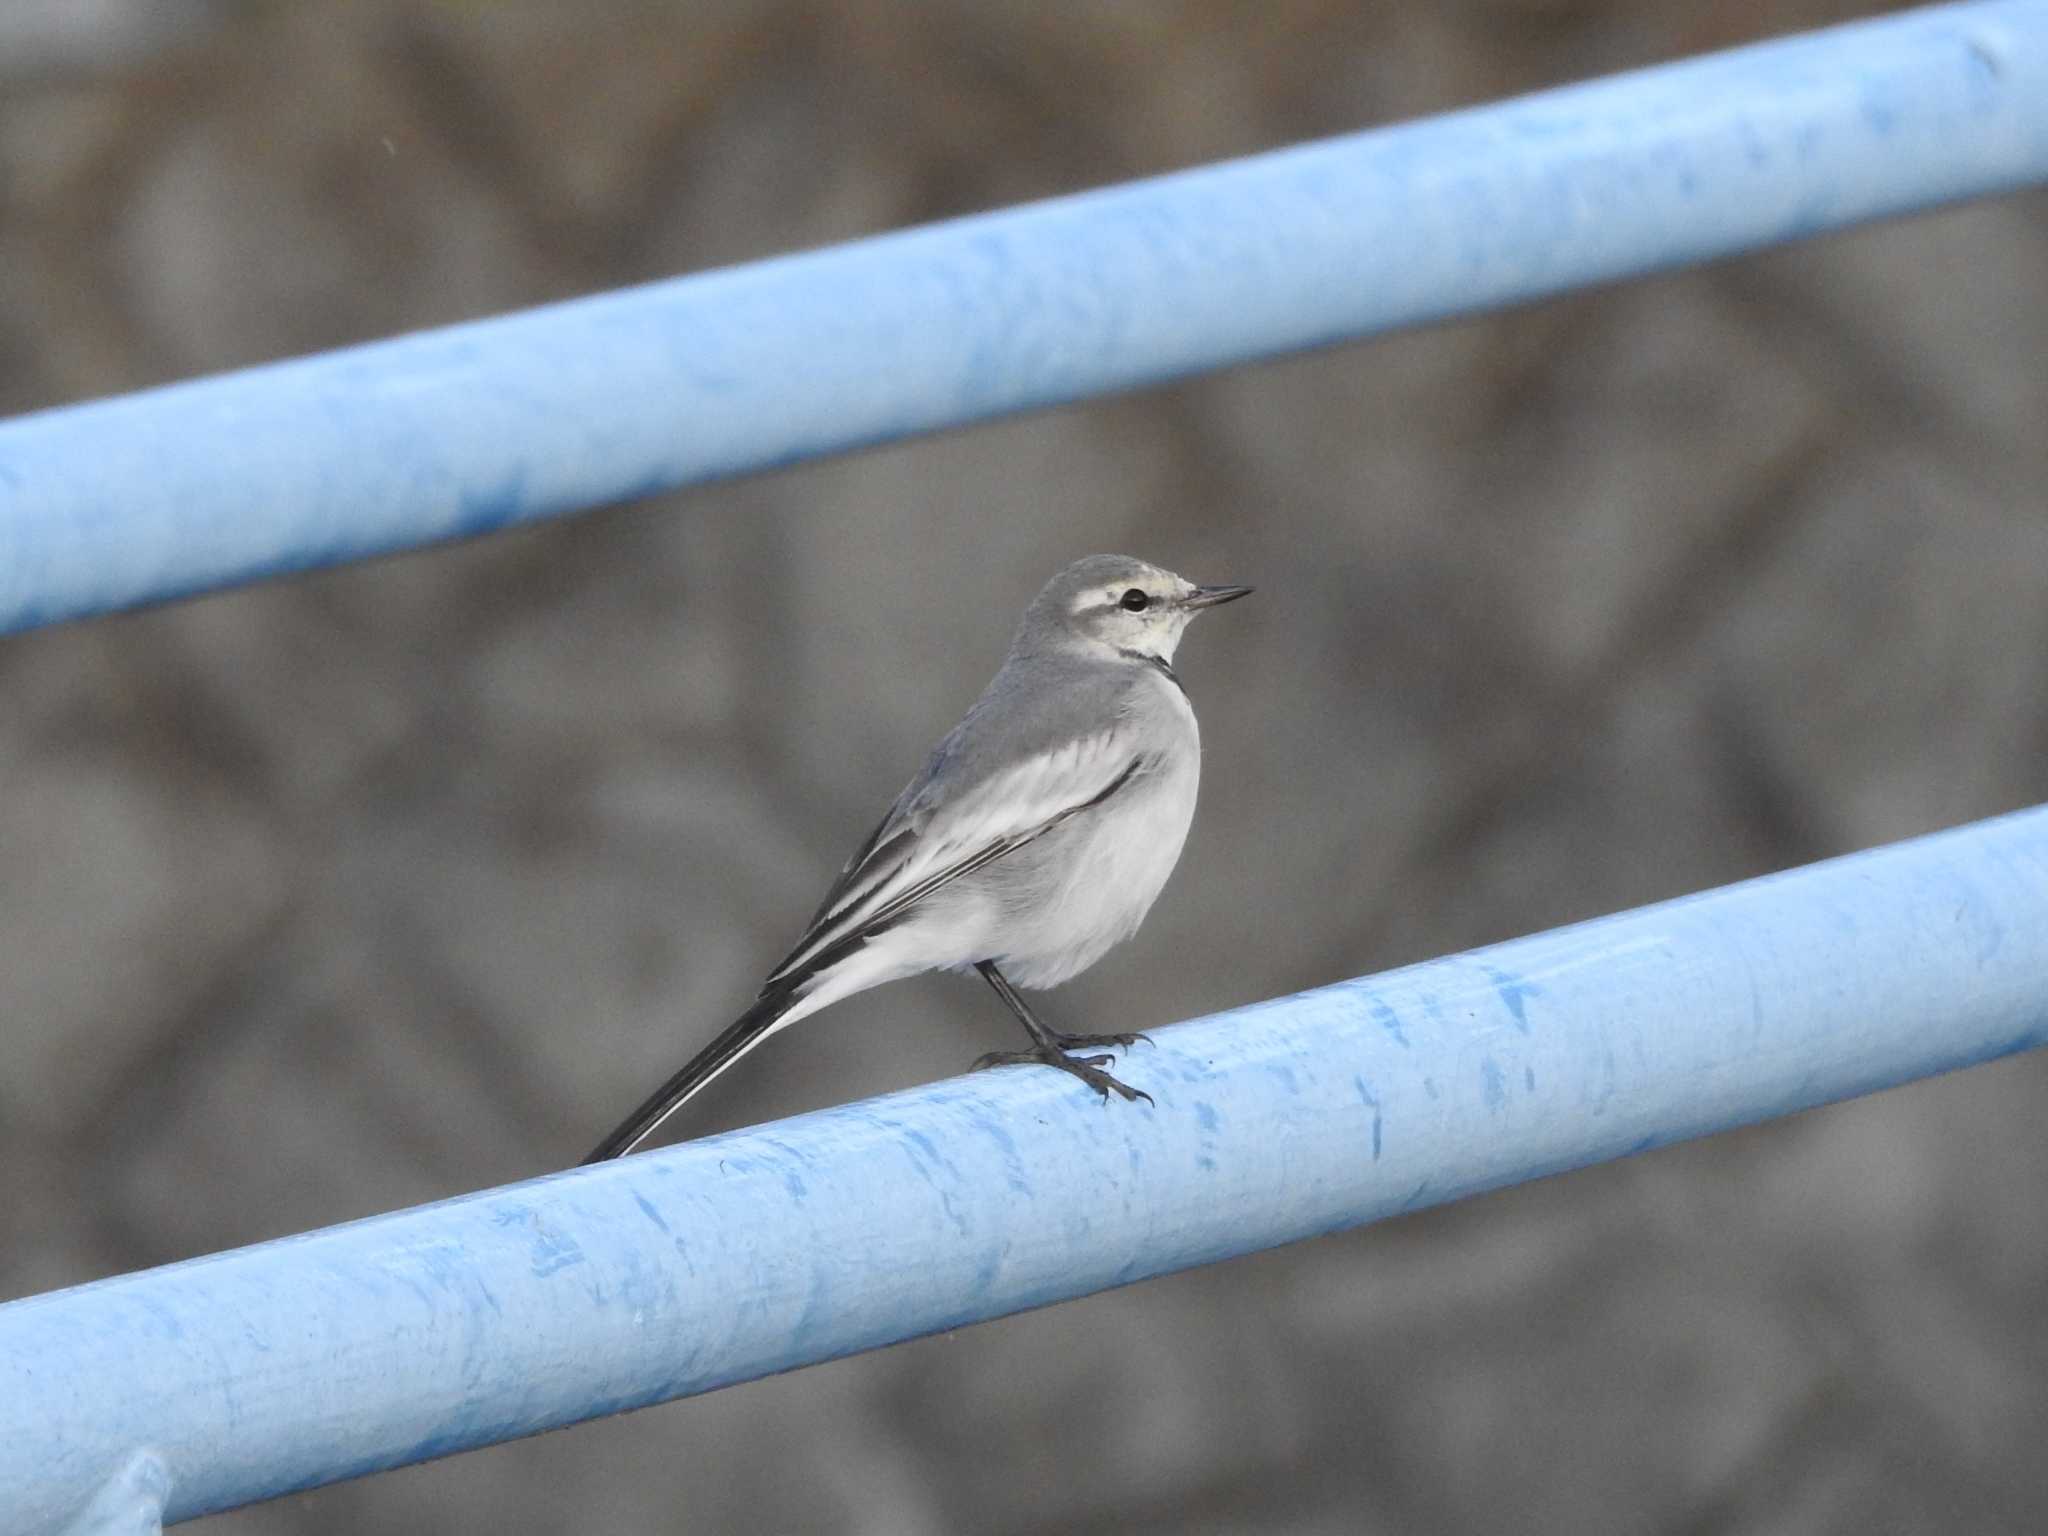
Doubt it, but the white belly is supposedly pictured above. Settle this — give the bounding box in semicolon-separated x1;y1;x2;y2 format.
978;697;1201;988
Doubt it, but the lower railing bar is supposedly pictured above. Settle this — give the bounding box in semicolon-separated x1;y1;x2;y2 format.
5;803;2048;1530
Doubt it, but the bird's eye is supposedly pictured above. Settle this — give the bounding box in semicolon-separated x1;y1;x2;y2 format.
1119;589;1150;612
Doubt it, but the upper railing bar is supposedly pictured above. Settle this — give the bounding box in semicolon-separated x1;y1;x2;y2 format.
1;1;2045;634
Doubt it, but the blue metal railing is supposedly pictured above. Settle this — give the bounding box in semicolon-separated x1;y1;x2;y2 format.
2;0;2045;635
6;806;2048;1529
5;2;2048;1530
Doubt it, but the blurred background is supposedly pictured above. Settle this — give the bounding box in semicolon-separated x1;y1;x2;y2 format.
4;1;2048;1531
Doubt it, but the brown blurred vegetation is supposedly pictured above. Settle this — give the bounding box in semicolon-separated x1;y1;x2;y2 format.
3;2;2046;1530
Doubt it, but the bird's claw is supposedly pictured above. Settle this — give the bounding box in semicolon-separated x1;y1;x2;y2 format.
972;1046;1152;1106
1051;1029;1152;1052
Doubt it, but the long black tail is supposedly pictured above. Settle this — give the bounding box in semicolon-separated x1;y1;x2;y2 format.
581;989;797;1163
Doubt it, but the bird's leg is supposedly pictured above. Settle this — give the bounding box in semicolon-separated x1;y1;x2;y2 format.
977;961;1152;1053
971;961;1153;1106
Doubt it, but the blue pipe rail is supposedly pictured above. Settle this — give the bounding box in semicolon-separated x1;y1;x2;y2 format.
3;0;2048;635
6;805;2048;1529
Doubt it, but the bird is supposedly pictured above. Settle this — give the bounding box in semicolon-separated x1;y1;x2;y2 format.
582;554;1251;1162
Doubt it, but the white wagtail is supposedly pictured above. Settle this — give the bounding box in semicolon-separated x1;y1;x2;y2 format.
583;554;1251;1162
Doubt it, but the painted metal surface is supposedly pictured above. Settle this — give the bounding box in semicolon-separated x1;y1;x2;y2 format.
2;1;2046;634
4;805;2047;1528
57;1456;167;1536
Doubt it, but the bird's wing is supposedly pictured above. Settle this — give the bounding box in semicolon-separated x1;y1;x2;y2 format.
584;733;1144;1162
763;727;1146;992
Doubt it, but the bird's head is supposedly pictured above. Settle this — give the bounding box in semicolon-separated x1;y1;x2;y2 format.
1021;554;1252;665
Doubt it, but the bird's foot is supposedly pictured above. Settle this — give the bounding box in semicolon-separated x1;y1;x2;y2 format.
971;1046;1154;1106
1050;1029;1152;1052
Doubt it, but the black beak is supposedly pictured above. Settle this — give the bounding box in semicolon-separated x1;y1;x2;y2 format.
1184;584;1253;609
